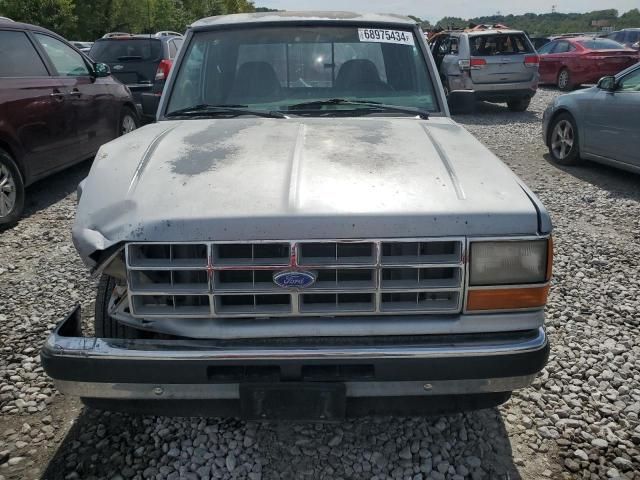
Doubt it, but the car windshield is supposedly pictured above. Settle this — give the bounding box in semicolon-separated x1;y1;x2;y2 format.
578;39;625;50
90;38;162;62
166;26;438;115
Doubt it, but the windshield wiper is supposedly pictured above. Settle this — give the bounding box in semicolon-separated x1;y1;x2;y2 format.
287;98;429;119
166;104;286;119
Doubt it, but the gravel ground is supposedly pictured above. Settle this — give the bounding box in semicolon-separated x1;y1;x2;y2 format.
1;87;639;480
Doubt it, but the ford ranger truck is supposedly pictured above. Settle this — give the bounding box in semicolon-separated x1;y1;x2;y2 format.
41;12;552;420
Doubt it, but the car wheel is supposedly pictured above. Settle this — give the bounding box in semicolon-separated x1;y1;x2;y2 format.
548;113;580;165
441;77;450;96
557;68;572;91
0;149;25;227
95;274;141;339
507;98;531;112
119;107;139;136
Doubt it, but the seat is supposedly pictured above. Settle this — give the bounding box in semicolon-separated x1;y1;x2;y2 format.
335;59;391;93
229;61;282;103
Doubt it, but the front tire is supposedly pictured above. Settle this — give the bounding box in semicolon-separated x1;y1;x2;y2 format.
0;149;25;227
548;113;580;165
119;107;139;136
507;98;531;112
557;68;572;91
95;275;140;339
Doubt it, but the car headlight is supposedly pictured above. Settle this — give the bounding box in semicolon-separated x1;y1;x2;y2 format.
466;238;552;312
470;240;549;286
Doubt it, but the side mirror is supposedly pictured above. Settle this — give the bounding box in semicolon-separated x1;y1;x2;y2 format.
93;63;110;78
447;90;475;114
597;76;617;92
141;93;161;118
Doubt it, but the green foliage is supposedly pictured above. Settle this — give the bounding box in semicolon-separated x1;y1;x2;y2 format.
430;9;639;36
1;2;637;41
0;0;255;40
0;0;76;34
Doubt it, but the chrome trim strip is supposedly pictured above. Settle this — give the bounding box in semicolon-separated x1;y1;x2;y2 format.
54;375;537;400
46;327;546;361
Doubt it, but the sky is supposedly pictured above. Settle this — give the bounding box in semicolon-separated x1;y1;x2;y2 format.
255;0;639;22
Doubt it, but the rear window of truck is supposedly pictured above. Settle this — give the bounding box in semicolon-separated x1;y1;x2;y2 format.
470;34;533;56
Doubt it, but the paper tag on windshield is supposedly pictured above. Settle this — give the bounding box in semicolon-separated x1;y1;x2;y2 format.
358;28;415;46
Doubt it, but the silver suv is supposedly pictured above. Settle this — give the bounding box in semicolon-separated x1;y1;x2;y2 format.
430;28;540;111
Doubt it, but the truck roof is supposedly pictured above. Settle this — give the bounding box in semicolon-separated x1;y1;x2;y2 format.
191;11;417;29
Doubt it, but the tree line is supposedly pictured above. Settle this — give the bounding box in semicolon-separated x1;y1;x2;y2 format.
1;2;639;41
0;0;259;40
414;9;640;36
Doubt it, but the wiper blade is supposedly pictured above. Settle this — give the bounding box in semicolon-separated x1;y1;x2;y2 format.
287;98;429;119
116;55;142;61
166;104;286;119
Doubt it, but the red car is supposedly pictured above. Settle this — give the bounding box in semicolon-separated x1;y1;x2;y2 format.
538;37;639;90
0;20;139;226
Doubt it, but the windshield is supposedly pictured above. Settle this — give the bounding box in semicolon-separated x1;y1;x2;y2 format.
90;38;162;62
578;39;625;50
166;26;438;115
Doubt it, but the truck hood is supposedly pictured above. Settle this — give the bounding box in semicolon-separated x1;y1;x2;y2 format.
74;117;550;265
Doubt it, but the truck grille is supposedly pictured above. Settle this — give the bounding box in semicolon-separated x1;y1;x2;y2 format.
125;239;465;318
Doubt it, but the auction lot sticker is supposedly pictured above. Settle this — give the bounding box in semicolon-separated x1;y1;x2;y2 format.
358;28;415;46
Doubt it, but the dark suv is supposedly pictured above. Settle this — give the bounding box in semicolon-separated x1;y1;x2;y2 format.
605;29;640;50
89;34;183;117
0;20;138;225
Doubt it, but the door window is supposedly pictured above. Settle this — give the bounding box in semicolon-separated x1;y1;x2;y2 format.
619;68;640;92
537;42;555;54
168;40;177;59
35;33;90;76
0;30;48;77
553;41;571;54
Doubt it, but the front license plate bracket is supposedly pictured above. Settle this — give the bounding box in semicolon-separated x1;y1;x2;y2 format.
239;383;346;421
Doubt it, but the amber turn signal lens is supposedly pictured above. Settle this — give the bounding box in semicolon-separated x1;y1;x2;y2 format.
466;285;550;312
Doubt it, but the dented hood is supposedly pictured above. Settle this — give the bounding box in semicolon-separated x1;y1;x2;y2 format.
73;116;549;266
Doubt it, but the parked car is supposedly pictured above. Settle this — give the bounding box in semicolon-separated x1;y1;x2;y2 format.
102;32;131;38
530;36;551;50
430;26;540;111
543;62;640;172
89;34;183;117
42;12;552;419
538;36;638;90
605;28;640;50
155;31;183;38
71;41;93;53
0;20;139;225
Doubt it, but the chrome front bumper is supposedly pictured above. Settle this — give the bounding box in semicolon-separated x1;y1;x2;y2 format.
41;307;549;401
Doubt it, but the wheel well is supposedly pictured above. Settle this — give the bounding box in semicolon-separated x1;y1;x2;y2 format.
0;140;25;183
122;102;137;117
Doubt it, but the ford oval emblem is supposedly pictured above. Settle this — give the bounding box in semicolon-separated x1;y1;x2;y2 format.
273;270;316;289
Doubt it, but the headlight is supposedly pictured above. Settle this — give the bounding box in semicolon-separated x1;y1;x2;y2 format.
470;240;549;286
466;238;552;312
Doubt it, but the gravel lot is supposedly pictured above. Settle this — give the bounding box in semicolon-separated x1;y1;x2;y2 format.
1;87;639;480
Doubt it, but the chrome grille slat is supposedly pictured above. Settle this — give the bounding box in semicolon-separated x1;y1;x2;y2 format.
125;239;465;318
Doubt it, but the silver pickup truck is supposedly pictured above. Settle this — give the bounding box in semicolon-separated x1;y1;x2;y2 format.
41;12;552;420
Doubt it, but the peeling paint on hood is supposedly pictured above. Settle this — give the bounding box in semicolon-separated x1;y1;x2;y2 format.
73;116;546;267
